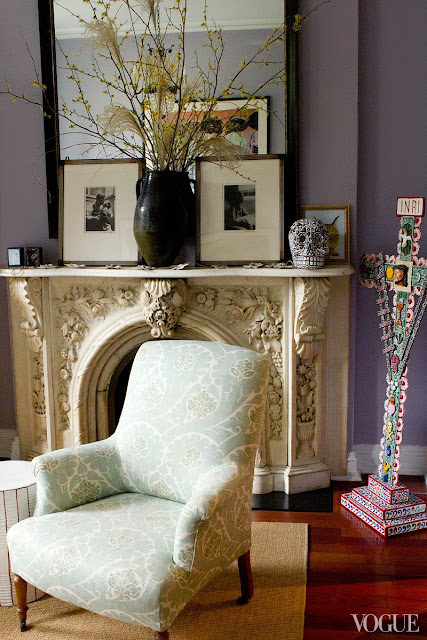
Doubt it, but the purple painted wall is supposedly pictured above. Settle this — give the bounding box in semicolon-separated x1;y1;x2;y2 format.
298;0;359;451
0;0;426;454
356;0;427;446
0;0;57;432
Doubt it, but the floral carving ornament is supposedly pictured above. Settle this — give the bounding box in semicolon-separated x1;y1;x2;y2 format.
196;286;284;438
55;284;138;431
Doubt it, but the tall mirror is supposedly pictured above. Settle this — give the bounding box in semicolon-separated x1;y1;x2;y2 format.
38;0;298;240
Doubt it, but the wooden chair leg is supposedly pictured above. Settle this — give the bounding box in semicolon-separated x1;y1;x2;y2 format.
13;574;29;632
237;550;253;605
154;631;169;639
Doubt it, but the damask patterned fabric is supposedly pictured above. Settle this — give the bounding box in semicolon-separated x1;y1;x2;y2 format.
7;340;268;633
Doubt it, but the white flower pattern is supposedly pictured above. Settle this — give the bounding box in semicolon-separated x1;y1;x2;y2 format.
50;545;82;576
181;448;202;469
140;383;163;409
131;436;149;459
230;359;255;380
107;568;143;601
187;390;217;420
174;354;194;372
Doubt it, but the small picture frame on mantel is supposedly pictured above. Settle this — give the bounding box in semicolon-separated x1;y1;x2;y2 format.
7;247;25;267
196;154;285;265
59;159;143;265
301;205;350;264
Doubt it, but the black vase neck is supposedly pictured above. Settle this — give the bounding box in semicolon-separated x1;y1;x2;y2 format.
145;169;188;176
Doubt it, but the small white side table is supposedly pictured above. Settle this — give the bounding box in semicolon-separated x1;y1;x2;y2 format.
0;461;44;606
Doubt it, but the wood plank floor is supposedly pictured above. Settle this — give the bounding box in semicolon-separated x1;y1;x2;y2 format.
251;476;427;639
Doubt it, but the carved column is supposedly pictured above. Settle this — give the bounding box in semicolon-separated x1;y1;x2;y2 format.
293;277;331;464
9;278;47;457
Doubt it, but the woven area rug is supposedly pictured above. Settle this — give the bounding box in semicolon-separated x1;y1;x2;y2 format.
1;522;308;640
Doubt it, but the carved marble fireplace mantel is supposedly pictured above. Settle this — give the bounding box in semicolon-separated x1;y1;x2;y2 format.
1;264;354;495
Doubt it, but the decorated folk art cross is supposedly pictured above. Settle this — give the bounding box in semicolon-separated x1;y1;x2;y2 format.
360;197;426;485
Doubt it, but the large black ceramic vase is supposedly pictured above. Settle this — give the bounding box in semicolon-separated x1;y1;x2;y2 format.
134;170;191;267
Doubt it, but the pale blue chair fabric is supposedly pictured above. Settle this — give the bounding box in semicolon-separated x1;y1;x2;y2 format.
7;340;268;634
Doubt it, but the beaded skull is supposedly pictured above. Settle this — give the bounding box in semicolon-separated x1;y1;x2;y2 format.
288;218;329;269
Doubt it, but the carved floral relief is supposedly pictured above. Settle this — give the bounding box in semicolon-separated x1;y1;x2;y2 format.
54;283;138;430
196;286;284;439
293;278;330;460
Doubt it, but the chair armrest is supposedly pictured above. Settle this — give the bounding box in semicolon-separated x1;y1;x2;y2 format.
173;462;247;571
31;437;126;515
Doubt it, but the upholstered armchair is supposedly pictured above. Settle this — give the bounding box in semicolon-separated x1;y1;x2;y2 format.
7;340;268;639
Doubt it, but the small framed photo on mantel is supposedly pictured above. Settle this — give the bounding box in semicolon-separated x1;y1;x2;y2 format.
301;204;350;264
59;159;143;265
196;154;285;265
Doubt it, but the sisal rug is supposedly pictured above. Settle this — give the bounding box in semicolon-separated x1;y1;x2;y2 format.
1;522;308;640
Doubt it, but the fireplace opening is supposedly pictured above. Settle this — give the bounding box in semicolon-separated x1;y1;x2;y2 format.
107;346;139;435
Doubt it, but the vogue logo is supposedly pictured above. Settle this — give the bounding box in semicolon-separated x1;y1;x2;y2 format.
351;614;420;633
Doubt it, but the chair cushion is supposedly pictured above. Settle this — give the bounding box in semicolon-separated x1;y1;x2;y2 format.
8;494;180;628
116;340;267;503
7;492;235;631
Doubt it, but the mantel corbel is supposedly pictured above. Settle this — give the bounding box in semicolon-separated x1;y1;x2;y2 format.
9;277;43;352
293;277;331;360
141;278;186;338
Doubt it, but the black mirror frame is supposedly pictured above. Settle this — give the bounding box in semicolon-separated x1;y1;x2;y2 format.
38;0;299;243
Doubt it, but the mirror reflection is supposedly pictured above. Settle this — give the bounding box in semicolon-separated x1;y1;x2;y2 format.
52;0;286;160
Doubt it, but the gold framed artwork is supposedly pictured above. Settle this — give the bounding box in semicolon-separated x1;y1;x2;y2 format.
301;205;350;264
59;159;143;265
196;154;285;265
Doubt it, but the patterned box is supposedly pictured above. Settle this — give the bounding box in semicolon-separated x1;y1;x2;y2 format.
341;493;427;537
367;474;410;505
352;486;426;520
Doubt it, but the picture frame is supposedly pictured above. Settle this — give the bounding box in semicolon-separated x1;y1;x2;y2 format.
301;205;350;264
185;97;269;157
25;247;43;267
59;159;143;265
7;247;25;267
196;154;285;265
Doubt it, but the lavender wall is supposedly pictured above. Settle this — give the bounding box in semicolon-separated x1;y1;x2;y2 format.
1;0;426;454
0;0;57;433
356;0;427;446
298;0;359;451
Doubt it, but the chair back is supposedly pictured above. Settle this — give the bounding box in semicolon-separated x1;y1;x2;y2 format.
115;340;268;503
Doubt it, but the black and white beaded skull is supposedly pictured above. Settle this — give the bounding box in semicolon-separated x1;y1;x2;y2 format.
288;218;329;269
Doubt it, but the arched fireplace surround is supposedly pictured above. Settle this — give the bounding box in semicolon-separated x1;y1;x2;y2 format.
2;265;353;495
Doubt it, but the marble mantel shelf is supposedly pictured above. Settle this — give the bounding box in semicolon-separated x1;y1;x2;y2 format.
1;263;354;495
0;264;354;279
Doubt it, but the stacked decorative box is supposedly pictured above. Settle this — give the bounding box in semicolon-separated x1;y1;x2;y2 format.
341;474;427;537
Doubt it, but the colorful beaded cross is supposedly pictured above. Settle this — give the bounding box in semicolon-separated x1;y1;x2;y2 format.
359;197;426;485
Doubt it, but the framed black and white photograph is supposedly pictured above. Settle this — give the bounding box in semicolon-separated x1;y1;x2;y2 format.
301;205;350;264
224;184;256;231
59;159;142;264
196;154;285;264
85;187;115;232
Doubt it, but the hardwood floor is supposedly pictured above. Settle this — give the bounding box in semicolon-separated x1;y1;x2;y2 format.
251;476;427;639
